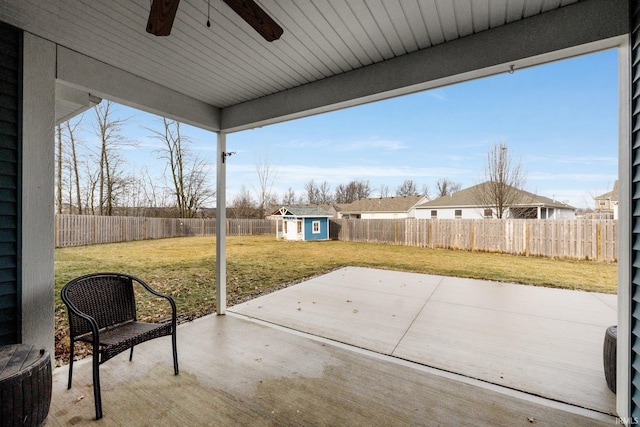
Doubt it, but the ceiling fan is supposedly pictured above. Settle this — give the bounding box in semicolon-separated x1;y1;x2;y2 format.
146;0;283;42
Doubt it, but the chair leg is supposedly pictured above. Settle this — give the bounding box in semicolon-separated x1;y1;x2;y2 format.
129;346;134;361
172;330;179;375
92;351;103;420
67;340;75;390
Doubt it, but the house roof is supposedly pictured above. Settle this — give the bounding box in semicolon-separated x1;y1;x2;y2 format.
272;205;333;217
416;182;576;210
341;195;428;214
1;1;624;132
595;180;619;201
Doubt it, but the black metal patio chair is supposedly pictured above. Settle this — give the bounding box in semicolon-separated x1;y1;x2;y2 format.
61;272;178;420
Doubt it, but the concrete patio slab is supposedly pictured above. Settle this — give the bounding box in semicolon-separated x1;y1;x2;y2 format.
47;313;615;426
229;266;617;415
230;268;440;354
430;276;617;324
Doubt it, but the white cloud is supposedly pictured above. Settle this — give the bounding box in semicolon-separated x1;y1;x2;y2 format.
527;155;617;166
425;89;448;101
528;171;617;182
278;139;332;149
276;137;407;152
338;138;407;152
228;163;472;187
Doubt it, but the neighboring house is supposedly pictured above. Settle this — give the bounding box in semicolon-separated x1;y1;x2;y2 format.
314;203;342;219
415;182;576;220
594;180;619;219
338;195;430;219
271;206;333;241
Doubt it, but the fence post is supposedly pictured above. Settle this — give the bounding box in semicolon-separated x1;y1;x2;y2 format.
470;220;475;252
54;215;59;248
394;220;398;244
428;220;433;248
596;221;602;261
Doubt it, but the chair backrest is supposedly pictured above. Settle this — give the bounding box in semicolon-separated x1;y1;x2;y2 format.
62;274;137;337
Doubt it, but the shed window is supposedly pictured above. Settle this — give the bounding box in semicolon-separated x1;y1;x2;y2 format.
431;210;437;219
484;209;492;218
312;220;320;234
284;221;288;233
297;221;302;233
455;210;462;219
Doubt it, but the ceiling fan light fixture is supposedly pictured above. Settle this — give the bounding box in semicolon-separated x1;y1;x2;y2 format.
146;0;283;42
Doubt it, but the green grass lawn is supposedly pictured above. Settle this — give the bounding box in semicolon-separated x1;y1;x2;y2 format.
54;235;618;362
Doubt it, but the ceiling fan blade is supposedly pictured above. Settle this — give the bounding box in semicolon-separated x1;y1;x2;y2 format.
147;0;181;36
222;0;283;42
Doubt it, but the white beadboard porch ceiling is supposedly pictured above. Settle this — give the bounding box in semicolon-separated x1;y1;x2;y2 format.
1;0;627;131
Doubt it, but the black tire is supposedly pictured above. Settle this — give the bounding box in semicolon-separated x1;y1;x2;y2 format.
603;325;617;394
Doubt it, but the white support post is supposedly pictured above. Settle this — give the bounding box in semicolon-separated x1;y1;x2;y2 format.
22;33;56;354
216;132;227;315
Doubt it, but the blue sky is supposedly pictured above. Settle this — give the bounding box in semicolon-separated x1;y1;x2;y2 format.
106;48;618;209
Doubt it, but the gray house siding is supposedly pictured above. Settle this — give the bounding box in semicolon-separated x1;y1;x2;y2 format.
0;21;21;345
631;0;640;417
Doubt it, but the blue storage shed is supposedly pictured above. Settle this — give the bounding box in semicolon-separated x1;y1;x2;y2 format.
272;206;333;241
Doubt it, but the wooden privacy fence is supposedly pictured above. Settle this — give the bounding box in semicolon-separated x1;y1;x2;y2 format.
54;215;275;248
330;218;617;262
55;215;617;262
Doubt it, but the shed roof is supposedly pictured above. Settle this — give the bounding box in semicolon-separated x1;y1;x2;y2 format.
417;182;576;210
272;206;333;217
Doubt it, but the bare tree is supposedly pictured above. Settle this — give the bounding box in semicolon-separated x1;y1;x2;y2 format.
56;116;85;214
378;184;391;198
56;124;63;214
435;178;462;198
335;179;372;203
305;179;320;204
66;118;85;214
282;187;296;205
148;117;214;218
396;179;418;196
421;184;431;199
137;167;166;210
230;185;256;218
334;183;347;203
93;100;130;215
111;173;141;215
473;142;527;219
316;181;333;204
83;163;100;215
254;150;279;218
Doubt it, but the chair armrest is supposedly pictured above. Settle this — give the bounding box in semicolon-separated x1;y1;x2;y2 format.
129;275;177;324
60;291;101;345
